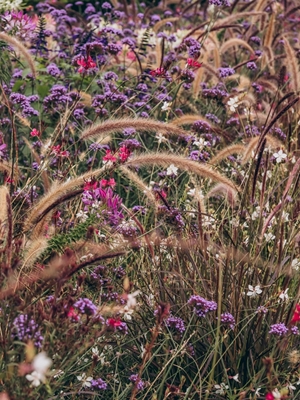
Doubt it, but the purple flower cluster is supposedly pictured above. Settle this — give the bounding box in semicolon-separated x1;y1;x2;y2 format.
269;323;288;336
91;378;107;390
91;265;111;285
12;314;44;348
218;67;235;78
202;83;228;99
246;62;257;70
10;93;39;117
209;0;230;7
188;295;217;318
129;374;145;391
46;63;61;77
290;326;299;335
165;315;186;334
220;313;235;329
192;120;211;133
74;298;97;316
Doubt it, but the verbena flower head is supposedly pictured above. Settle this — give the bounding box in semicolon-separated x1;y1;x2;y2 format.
220;312;235;329
218;67;235;78
129;374;145;391
269;323;288;336
188;295;217;317
12;314;44;348
165;315;186;334
74;298;97;316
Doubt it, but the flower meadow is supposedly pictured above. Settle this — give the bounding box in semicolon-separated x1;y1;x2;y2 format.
0;0;299;398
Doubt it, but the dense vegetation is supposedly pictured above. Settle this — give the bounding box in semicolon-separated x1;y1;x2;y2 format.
0;0;299;398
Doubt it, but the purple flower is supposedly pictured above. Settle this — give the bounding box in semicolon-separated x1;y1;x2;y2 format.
192;120;211;133
165;315;186;334
129;374;145;391
218;67;235;78
250;36;261;45
246;62;257;70
269;323;288;336
91;378;107;390
74;298;97;316
12;314;43;348
188;295;217;317
220;313;235;329
209;0;230;7
47;63;61;77
290;326;299;335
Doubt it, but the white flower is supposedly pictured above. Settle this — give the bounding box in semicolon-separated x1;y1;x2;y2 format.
161;101;171;112
214;383;229;395
156;133;168;144
91;347;99;357
282;211;289;222
247;285;262;297
123;306;134;321
292;258;300;271
193;138;208;150
26;371;44;387
273;149;287;163
227;96;239;112
255;387;262;396
77;373;93;388
76;210;88;222
126;290;140;309
53;369;64;379
26;352;52;386
272;388;281;399
251;206;261;220
231;373;240;383
287;383;296;392
279;288;289;302
0;0;23;11
166;164;178;176
264;232;275;242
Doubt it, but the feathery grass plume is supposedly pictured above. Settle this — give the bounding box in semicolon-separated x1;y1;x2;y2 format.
120;166;156;205
220;38;254;56
261;157;300;240
23;167;106;232
125;153;237;191
79;91;92;107
206;183;237;207
202;33;220;69
22;238;48;271
153;17;179;33
22;136;50;192
0;186;12;269
0;33;37;79
80;118;187;141
264;13;276;48
214;12;267;29
282;37;300;93
210;144;246;165
261;45;275;75
242;135;286;164
256;78;278;94
16;113;31;128
0;161;12;175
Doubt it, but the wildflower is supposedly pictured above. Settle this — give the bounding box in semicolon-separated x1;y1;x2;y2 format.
67;307;80;322
291;258;300;271
119;146;131;162
290;326;299;335
73;298;97;316
166;164;178;176
228;373;240;383
218;67;235;78
278;288;289;302
156;133;168;144
126;290;140;309
290;304;300;324
273;149;287;163
186;58;202;69
247;61;257;70
214;383;229;395
91;377;107;390
227;96;239;112
165;315;186;334
264;232;275;242
129;374;145;391
26;352;52;387
100;178;116;188
12;314;43;348
77;373;93;387
77;56;96;74
161;101;171;112
220;312;235;329
30;129;40;137
107;318;122;328
269;323;288;336
188;295;217;317
103;150;117;163
247;285;262;297
150;67;167;78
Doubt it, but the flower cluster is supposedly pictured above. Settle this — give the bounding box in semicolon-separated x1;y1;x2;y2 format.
12;314;44;348
188;295;217;318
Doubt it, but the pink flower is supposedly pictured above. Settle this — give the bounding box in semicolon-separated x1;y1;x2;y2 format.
68;307;80;322
291;304;300;324
100;178;116;188
30;128;40;137
51;145;69;157
103;150;117;163
186;58;202;69
150;67;167;77
77;56;96;73
119;146;131;162
107;318;122;328
265;393;274;400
